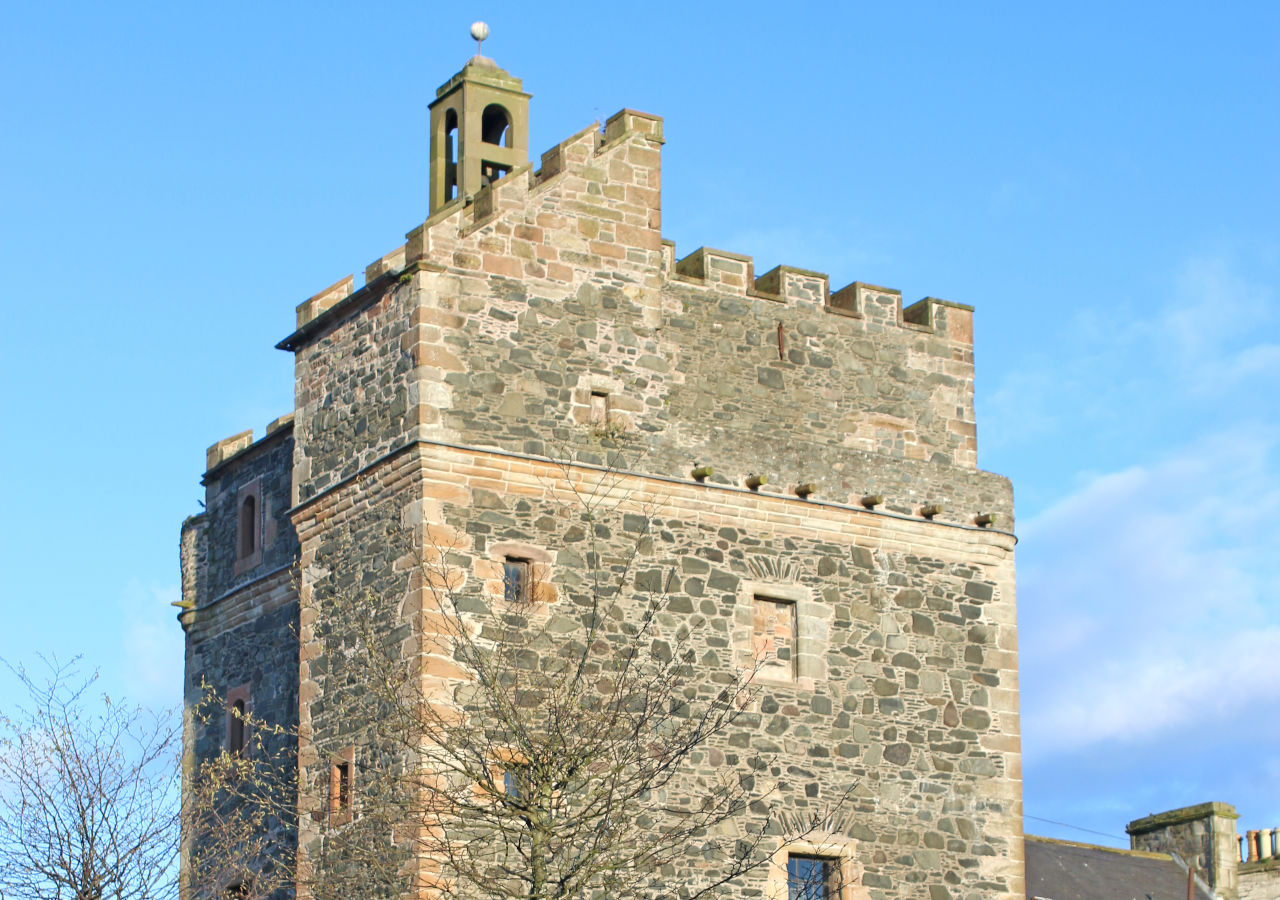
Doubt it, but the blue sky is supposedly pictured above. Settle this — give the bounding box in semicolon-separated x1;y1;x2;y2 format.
1;0;1276;850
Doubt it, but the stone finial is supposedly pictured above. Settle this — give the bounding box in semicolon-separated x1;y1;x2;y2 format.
470;21;490;55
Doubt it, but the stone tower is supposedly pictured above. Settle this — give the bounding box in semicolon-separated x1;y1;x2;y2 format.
180;36;1023;900
428;50;530;213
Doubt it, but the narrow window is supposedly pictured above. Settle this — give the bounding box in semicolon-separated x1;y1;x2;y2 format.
329;759;352;821
589;391;610;427
237;495;257;559
502;766;527;801
444;108;459;201
503;557;531;604
753;595;798;680
228;698;246;755
787;855;840;900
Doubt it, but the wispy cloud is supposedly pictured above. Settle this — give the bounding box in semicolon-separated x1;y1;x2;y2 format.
1020;426;1280;754
981;249;1278;454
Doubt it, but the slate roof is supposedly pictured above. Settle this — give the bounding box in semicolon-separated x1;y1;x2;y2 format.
1025;835;1215;900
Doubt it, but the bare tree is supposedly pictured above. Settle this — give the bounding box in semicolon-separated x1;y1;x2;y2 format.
183;685;296;900
0;660;293;900
306;459;849;900
0;659;180;900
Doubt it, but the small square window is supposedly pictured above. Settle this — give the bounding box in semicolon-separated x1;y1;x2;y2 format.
753;595;798;680
787;855;840;900
589;391;610;426
503;557;531;604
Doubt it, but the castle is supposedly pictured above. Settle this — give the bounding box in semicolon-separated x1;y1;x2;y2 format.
179;36;1025;898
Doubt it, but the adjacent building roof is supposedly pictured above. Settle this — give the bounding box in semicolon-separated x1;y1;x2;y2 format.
1025;835;1214;900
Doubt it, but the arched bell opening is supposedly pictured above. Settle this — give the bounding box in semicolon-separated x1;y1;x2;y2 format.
481;104;511;147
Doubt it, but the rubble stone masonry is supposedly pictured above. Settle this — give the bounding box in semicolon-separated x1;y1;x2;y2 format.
181;76;1021;900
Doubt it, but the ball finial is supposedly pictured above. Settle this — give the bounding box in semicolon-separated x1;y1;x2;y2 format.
470;21;490;49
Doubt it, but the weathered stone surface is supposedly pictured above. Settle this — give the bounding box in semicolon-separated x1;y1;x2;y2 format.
181;54;1022;900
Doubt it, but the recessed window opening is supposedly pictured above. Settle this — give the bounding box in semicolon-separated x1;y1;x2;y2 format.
753;594;798;680
481;104;511;147
787;855;840;900
589;391;610;426
228;699;246;755
503;557;531;604
237;495;257;559
330;759;352;819
502;765;529;802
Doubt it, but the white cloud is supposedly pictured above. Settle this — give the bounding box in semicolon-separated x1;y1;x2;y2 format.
1019;427;1280;755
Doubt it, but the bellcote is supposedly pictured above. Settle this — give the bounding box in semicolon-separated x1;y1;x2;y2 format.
428;49;531;214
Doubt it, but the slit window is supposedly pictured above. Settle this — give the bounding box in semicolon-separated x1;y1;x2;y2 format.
329;758;352;821
444;108;459;201
753;595;798;680
237;495;257;559
503;557;531;604
787;855;840;900
228;699;246;755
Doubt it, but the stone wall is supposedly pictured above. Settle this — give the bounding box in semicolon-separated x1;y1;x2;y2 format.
293;445;427;898
1240;862;1280;900
180;426;303;894
180;567;299;895
291;443;1022;899
282;111;1010;531
199;426;299;601
1128;802;1241;899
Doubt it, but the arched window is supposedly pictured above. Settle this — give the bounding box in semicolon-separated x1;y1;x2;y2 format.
228;699;246;754
481;104;511;147
237;495;257;559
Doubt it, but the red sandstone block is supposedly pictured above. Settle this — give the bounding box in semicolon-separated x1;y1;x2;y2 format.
589;240;626;260
482;254;522;278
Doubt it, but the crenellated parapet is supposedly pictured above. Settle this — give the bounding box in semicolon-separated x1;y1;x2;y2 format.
669;243;975;345
277;96;996;521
